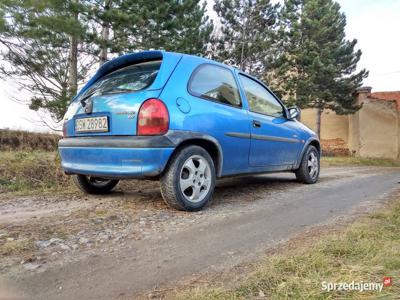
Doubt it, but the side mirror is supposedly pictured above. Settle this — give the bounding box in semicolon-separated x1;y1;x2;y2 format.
287;106;301;121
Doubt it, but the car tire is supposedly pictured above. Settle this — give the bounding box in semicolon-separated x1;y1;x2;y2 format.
160;145;216;211
295;145;320;184
73;175;119;194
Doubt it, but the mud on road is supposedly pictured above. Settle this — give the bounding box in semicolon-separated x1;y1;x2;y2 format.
0;166;399;299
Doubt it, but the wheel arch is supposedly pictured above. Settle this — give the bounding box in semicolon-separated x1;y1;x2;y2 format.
294;138;321;169
164;131;224;177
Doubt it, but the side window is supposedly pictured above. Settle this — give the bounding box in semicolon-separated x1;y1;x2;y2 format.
188;64;241;107
239;74;284;117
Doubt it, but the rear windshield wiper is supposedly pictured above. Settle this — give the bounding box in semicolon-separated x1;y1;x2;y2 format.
78;88;134;107
79;90;98;107
79;88;135;107
98;87;135;95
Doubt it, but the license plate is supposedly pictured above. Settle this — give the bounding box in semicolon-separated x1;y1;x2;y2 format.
75;116;109;133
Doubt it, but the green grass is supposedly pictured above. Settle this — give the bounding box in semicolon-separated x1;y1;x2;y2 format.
321;156;400;167
175;196;400;299
0;150;71;194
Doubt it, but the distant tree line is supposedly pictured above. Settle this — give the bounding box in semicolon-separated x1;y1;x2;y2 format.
0;0;367;136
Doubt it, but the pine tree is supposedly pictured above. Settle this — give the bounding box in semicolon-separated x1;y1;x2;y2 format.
0;0;91;125
213;0;279;76
0;0;213;126
273;0;368;137
82;0;213;65
110;0;213;56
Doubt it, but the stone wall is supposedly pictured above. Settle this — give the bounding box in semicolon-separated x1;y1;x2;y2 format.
301;109;349;143
300;87;400;159
357;98;398;159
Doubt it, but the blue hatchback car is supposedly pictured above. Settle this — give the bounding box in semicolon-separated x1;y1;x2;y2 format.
59;50;320;211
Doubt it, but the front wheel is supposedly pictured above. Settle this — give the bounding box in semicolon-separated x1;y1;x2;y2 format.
73;175;119;194
160;145;216;211
295;145;320;184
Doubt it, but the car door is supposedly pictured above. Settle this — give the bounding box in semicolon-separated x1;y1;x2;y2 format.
238;74;303;167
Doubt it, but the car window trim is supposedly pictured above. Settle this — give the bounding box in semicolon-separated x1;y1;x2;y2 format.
187;63;243;109
238;72;288;118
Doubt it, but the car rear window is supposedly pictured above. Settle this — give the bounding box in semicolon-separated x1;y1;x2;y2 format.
78;60;162;100
188;64;241;107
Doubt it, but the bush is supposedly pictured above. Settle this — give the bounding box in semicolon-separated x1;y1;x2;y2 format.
0;129;60;151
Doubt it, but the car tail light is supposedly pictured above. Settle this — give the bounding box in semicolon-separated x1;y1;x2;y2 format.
137;98;169;135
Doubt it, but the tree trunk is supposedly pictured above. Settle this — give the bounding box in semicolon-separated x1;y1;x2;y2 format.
316;107;322;138
68;0;79;97
68;35;78;96
240;24;246;70
99;0;111;66
240;3;248;71
99;24;109;65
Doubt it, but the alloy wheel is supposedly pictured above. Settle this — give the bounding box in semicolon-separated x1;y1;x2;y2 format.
179;155;212;203
307;152;319;179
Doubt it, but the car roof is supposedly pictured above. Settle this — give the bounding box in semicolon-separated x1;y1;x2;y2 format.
175;51;237;71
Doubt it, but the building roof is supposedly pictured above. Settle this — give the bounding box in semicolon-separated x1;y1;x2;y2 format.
369;91;400;111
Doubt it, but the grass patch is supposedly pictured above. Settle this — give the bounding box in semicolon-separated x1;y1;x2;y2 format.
0;239;34;256
321;156;400;167
176;195;400;299
0;151;71;194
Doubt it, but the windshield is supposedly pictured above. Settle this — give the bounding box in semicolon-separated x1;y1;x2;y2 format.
78;60;162;101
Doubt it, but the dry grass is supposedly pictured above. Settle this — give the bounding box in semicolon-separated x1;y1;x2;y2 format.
321;156;400;167
175;194;400;299
0;239;34;256
0;129;60;151
0;151;71;193
0;129;66;193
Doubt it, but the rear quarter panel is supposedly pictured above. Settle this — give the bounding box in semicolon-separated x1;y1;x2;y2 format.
160;56;251;176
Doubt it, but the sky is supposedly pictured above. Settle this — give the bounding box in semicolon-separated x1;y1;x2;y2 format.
1;0;400;132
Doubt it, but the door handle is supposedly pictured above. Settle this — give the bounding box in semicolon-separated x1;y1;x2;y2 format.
253;120;261;128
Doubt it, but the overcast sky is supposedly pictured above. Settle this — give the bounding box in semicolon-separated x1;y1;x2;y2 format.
1;0;399;132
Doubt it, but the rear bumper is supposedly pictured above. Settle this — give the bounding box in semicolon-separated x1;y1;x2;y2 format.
58;136;175;178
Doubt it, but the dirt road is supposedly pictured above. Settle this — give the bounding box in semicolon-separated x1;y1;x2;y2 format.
1;166;399;299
